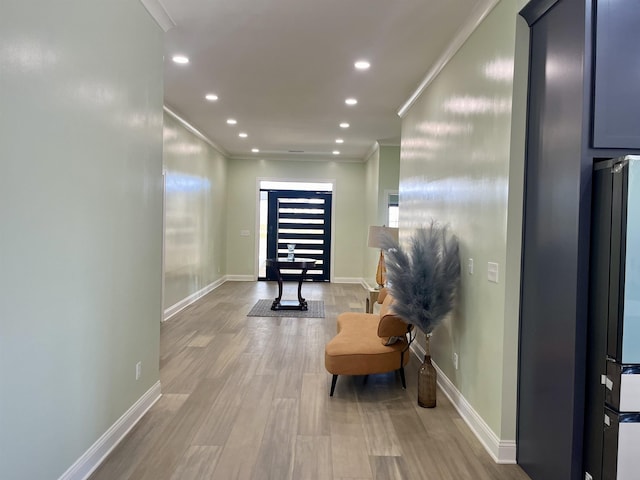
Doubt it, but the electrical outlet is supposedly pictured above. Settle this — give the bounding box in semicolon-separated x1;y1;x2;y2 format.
135;361;142;380
453;352;459;370
467;258;474;275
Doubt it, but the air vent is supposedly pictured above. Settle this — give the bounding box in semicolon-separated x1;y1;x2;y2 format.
288;150;305;153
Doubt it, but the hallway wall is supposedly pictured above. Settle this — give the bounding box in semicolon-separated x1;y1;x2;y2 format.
399;0;527;446
0;1;164;478
225;158;366;281
163;112;228;312
363;145;400;287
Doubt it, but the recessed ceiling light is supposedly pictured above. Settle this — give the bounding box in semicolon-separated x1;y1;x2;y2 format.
172;55;189;64
239;132;248;138
339;122;350;129
226;119;237;125
205;93;218;101
332;150;340;155
251;148;260;153
335;138;344;144
355;60;371;70
345;98;358;106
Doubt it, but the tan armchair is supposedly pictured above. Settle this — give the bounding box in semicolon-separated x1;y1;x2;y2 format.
324;288;414;396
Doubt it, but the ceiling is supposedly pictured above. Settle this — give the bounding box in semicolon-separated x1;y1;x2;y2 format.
152;0;496;161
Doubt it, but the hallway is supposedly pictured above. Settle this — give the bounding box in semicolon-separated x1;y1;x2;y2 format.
90;282;529;480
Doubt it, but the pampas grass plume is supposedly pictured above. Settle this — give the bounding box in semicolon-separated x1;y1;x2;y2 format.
381;221;461;334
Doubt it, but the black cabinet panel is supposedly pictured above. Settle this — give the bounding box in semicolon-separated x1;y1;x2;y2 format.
584;162;614;479
592;0;640;149
517;0;589;479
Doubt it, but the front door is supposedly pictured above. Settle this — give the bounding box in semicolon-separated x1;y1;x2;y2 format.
264;190;331;281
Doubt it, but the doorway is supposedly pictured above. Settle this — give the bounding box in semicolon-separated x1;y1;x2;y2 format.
258;181;332;281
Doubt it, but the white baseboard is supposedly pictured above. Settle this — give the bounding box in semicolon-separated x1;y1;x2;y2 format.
333;277;363;284
225;275;255;282
360;279;378;290
58;381;162;480
163;277;226;321
409;344;516;464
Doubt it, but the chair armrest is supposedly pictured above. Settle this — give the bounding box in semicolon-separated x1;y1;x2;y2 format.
377;314;411;338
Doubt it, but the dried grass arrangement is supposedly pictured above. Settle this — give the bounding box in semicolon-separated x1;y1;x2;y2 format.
381;221;461;334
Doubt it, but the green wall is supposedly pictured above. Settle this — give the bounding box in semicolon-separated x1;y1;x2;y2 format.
225;158;366;280
364;146;381;286
399;0;527;440
363;145;400;287
0;1;164;478
163;113;228;311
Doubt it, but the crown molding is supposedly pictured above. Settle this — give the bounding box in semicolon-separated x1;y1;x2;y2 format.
163;106;230;157
397;0;500;118
139;0;176;32
228;153;364;163
364;142;380;162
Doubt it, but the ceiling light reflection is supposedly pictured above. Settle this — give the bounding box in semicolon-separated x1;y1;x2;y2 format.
1;40;59;71
172;55;189;64
443;95;512;115
355;60;370;70
483;57;514;81
417;121;473;136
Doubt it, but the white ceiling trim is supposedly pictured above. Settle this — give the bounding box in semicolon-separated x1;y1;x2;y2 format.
397;0;500;118
364;142;380;163
139;0;176;32
229;153;364;164
164;106;229;157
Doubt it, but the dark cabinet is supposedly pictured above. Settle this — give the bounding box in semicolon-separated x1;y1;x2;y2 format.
592;0;640;149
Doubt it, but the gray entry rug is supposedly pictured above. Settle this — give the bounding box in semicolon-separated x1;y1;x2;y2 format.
247;299;325;318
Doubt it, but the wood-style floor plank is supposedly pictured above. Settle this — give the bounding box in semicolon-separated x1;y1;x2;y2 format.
250;398;299;480
298;373;331;436
89;281;530;480
370;455;411;480
169;446;222;480
293;435;332;480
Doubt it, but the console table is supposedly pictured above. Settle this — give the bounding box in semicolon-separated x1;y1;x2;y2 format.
266;257;316;311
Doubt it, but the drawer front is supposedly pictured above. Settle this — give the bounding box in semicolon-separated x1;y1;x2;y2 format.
605;363;640;412
603;407;640;480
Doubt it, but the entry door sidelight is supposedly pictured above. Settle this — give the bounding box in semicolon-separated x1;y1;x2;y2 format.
265;190;331;282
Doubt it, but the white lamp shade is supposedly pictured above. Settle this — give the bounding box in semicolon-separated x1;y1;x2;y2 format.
367;225;399;248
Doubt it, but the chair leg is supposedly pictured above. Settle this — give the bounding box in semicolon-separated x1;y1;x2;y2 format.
330;375;338;396
399;367;406;389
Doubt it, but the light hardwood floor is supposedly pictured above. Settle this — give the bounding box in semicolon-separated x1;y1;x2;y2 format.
90;281;530;480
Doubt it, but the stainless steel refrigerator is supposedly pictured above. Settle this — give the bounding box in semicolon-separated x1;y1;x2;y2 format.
585;156;640;480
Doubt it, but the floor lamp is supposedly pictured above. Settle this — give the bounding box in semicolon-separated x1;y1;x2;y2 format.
367;225;399;289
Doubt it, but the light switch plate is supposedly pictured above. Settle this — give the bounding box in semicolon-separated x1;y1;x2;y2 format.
488;262;499;283
467;258;474;275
